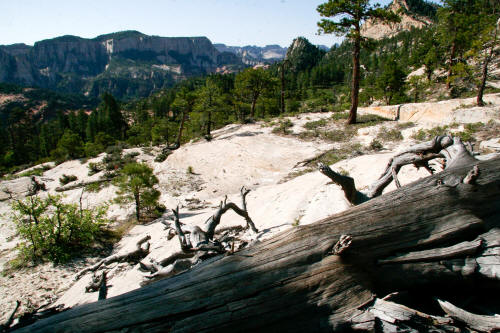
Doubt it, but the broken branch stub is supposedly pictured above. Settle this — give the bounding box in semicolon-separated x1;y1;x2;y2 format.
331;235;352;255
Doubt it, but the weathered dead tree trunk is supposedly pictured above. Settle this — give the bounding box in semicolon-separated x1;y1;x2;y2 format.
13;156;500;332
141;188;258;283
319;135;477;205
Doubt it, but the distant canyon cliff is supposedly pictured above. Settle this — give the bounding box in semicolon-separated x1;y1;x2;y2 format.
213;44;288;65
0;31;244;99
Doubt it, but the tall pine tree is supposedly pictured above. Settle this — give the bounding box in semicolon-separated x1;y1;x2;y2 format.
317;0;399;124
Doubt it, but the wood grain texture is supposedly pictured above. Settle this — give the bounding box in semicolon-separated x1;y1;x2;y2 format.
13;157;500;333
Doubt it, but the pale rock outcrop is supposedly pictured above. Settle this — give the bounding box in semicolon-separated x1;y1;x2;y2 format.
361;0;434;40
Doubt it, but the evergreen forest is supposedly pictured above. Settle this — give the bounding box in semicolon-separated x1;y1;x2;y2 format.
0;0;498;175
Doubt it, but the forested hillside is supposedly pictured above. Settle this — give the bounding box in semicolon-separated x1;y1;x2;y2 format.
0;0;498;176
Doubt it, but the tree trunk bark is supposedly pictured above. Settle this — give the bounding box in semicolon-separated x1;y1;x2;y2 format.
347;32;361;125
206;110;211;138
446;40;456;90
14;158;500;333
250;94;258;119
280;62;286;114
477;18;499;106
134;193;140;222
174;110;188;149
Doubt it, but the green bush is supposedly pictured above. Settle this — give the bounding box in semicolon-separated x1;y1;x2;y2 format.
376;127;403;142
54;130;85;160
286;100;301;114
322;127;358;142
272;119;294;135
88;162;104;176
154;151;170;163
19;167;46;178
411;126;449;141
84;142;104;158
370;139;384;151
303;118;327;130
331;112;349;121
11;195;108;263
59;174;78;185
102;148;138;176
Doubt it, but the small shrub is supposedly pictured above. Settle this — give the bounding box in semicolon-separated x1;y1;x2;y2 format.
338;167;350;176
411;129;428;141
186;166;194;175
297;129;321;140
370;139;384;151
321;127;357;142
154;152;169;163
141;147;154;156
272;119;294;135
125;151;140;159
85;181;105;193
88;162;104;176
355;114;389;127
376;127;403;142
59;174;78;185
303;119;327;130
261;120;277;128
102;148;138;174
11;195;108;263
396;122;415;130
102;171;117;179
106;144;127;155
411;125;450;141
331;112;349;121
19;167;45;178
464;122;484;133
292;216;302;227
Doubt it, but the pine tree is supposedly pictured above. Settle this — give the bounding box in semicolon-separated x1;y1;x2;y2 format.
99;92;127;140
114;162;160;222
234;68;276;120
195;76;222;139
376;58;407;105
317;0;399;124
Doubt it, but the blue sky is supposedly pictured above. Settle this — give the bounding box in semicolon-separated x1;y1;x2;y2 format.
1;0;427;48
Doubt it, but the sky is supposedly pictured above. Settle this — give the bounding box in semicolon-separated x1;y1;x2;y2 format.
1;0;418;48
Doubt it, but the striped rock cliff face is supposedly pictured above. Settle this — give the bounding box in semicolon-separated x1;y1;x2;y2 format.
0;31;243;99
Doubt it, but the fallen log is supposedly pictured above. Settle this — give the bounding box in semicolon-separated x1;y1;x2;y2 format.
13;157;500;332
